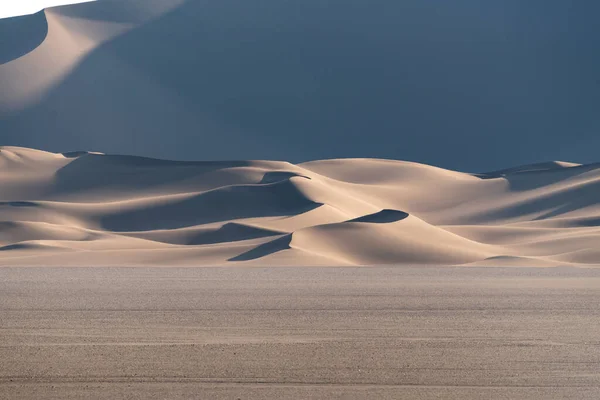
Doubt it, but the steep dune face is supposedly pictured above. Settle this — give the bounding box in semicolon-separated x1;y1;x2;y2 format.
0;12;48;65
0;0;182;113
0;10;127;112
1;147;599;267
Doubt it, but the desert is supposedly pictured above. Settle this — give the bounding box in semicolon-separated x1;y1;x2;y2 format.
1;1;599;399
1;146;600;267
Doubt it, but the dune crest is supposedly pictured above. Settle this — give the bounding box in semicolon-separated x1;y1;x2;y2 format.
0;147;598;267
0;0;182;113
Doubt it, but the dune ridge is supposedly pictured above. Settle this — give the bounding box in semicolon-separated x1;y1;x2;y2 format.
0;0;183;113
0;146;599;267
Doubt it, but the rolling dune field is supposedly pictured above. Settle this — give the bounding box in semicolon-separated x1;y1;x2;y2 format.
1;147;599;267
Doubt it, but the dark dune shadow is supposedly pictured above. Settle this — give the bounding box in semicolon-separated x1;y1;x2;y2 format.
259;171;310;184
60;152;250;167
551;216;600;228
0;201;38;207
229;234;291;261
532;186;600;221
475;162;600;191
97;180;323;231
348;209;409;224
184;223;282;245
61;151;95;158
0;242;60;251
0;11;48;65
133;222;283;246
0;243;30;251
469;178;600;223
4;0;599;170
52;153;252;196
477;161;577;177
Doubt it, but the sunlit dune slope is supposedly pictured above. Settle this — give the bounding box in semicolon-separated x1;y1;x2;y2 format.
0;0;183;112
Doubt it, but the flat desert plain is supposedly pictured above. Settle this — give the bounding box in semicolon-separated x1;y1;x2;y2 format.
1;267;600;399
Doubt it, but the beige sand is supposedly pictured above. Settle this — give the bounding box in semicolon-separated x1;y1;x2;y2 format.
0;146;599;267
1;267;599;399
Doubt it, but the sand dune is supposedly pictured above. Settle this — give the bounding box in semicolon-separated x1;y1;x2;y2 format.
0;146;599;267
0;0;182;113
2;0;598;169
0;9;128;112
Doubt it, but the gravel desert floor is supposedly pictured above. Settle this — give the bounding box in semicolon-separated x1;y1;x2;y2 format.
1;266;599;399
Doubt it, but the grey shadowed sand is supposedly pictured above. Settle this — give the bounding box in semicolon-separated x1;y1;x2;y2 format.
1;0;599;169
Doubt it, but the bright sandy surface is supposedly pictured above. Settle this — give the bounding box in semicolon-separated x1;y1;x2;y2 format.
1;267;599;399
1;146;599;267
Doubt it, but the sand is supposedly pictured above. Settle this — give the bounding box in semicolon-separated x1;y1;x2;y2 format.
1;266;599;399
0;0;183;112
2;2;598;398
0;146;599;267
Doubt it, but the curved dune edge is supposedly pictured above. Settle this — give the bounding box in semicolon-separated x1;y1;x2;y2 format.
0;0;184;112
0;147;599;267
0;10;132;112
0;11;48;65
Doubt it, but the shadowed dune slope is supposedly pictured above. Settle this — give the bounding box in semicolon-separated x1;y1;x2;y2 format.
1;0;599;170
0;147;599;267
0;0;182;113
0;11;48;65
